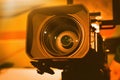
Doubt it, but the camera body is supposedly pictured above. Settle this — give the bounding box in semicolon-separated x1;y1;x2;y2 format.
26;4;90;60
26;4;109;80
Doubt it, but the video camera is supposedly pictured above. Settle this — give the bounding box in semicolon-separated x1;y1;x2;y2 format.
26;0;119;79
26;4;90;60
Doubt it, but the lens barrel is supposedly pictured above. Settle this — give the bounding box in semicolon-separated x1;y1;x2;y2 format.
40;16;82;56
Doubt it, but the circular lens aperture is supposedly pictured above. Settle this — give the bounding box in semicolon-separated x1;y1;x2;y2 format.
40;15;83;56
61;35;73;49
56;31;79;54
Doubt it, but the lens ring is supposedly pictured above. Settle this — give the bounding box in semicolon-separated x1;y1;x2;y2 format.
39;15;83;56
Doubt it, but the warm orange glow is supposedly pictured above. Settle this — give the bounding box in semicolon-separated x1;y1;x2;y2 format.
0;48;24;62
100;27;117;39
0;31;26;40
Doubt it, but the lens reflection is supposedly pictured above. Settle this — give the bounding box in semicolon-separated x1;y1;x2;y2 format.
40;15;83;56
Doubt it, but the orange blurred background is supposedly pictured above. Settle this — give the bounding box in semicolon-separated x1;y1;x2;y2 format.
0;0;120;67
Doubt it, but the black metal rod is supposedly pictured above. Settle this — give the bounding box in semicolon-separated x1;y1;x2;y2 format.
101;20;115;29
101;20;114;25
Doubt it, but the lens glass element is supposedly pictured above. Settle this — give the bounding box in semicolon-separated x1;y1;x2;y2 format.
61;35;73;49
40;15;83;56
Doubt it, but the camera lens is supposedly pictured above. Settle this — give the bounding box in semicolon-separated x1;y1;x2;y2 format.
61;35;73;49
56;31;79;54
40;15;83;57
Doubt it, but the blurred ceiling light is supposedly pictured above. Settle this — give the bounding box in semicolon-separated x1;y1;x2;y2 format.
0;0;46;18
0;0;66;18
